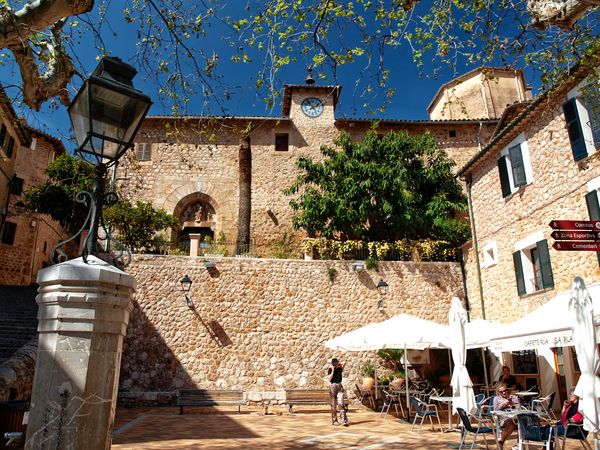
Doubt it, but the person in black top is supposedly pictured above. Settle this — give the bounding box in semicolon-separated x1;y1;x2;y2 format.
327;358;348;426
498;366;518;389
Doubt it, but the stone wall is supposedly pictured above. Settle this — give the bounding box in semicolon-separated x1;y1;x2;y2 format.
119;255;464;405
462;78;600;324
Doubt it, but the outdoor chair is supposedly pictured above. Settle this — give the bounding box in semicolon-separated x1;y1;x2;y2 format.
515;412;554;450
558;422;591;450
522;385;541;408
456;407;495;450
477;396;494;422
354;383;376;409
410;396;442;433
380;389;405;419
532;392;556;420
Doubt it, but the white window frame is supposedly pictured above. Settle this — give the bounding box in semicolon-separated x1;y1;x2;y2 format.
514;231;544;295
481;241;498;268
567;75;600;158
135;143;152;161
500;133;533;195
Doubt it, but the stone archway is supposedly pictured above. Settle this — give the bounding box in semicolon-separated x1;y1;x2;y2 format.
172;193;219;253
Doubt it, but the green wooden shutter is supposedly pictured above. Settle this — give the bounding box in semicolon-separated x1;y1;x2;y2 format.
513;251;526;296
583;86;600;147
563;98;588;161
0;124;5;148
585;190;600;266
509;144;527;187
536;240;554;290
498;156;511;197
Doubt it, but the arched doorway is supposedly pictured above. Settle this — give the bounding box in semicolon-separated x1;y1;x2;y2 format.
173;193;217;253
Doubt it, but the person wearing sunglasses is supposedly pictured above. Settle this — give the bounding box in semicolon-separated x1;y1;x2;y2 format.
493;383;520;448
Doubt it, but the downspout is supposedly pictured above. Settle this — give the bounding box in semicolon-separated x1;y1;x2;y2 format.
465;174;486;320
458;249;471;322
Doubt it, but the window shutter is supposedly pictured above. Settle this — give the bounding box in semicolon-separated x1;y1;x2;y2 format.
509;144;527;187
0;124;5;148
583;86;600;148
1;221;16;245
5;137;14;158
135;143;151;161
585;190;600;266
562;98;588;161
513;251;526;296
498;156;511;197
536;240;554;290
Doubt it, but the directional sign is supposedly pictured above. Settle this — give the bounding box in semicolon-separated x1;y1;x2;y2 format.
549;220;600;230
551;230;600;241
552;241;600;251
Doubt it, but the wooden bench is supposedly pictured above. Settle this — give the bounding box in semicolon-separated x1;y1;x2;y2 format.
177;389;244;414
284;388;348;414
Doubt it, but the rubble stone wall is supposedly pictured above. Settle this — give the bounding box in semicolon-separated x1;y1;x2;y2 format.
119;255;464;405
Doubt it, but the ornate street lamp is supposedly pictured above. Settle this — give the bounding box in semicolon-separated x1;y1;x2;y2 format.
51;57;152;267
376;279;389;312
180;275;194;308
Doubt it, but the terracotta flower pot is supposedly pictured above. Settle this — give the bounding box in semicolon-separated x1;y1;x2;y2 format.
362;377;375;390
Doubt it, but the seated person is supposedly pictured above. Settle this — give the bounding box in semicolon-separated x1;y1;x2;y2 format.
498;366;519;389
493;383;520;449
556;392;587;438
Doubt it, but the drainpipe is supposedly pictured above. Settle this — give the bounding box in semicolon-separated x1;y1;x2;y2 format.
458;249;471;322
466;174;486;320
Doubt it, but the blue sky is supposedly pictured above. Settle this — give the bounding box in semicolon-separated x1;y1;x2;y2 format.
0;1;548;151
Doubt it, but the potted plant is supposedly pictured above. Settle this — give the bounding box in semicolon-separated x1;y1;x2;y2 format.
360;360;376;390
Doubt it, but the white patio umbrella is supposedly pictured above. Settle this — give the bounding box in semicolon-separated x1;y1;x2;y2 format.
449;297;476;415
569;277;600;450
490;282;600;352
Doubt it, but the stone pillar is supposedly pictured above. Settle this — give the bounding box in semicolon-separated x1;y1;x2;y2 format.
189;233;201;257
25;256;135;450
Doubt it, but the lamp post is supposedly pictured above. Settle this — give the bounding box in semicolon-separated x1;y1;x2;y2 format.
376;279;389;312
180;274;194;308
52;56;152;266
25;57;150;450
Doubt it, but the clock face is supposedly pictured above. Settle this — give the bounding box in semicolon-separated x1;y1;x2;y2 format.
301;97;324;117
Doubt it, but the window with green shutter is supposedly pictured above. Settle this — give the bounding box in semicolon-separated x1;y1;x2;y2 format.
562;97;588;161
585;190;600;266
513;251;526;296
513;239;554;296
498;156;511;197
0;124;6;148
536;240;554;290
509;144;527;187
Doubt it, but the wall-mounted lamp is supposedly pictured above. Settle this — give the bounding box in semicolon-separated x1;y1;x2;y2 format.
180;274;193;307
352;261;365;272
376;279;389;312
204;261;215;269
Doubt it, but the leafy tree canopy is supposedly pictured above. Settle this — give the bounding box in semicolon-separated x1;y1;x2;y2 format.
285;129;470;245
104;200;178;253
23;152;95;234
0;1;598;120
23;152;177;251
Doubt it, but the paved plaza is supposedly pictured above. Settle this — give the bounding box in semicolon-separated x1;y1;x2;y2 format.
111;405;503;450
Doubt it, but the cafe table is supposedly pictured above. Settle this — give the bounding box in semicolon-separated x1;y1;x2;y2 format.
492;408;556;448
430;395;460;433
514;391;539;408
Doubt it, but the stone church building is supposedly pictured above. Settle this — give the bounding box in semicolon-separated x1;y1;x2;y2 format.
118;67;531;254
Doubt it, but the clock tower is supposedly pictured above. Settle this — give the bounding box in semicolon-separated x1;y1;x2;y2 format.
281;74;340;126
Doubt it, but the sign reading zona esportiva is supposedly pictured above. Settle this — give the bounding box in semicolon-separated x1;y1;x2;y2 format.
550;230;600;241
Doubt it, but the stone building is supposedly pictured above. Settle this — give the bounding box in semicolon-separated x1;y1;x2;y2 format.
0;88;67;285
117;67;528;254
458;63;600;406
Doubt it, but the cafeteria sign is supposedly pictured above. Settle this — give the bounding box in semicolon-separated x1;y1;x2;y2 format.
492;330;574;352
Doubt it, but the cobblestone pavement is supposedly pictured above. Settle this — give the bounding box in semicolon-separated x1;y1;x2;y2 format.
111;405;511;450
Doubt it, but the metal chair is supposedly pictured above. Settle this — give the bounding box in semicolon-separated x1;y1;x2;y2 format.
515;412;553;450
354;383;376;409
456;407;495;450
380;389;405;419
532;392;556;420
558;422;591;450
410;396;442;433
477;395;494;421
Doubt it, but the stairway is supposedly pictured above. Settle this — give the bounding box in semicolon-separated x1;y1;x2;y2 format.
0;285;38;364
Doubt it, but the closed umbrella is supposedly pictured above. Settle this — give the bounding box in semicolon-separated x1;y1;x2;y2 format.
450;297;476;415
569;277;600;450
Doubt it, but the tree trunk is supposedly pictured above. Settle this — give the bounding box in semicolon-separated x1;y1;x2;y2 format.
527;0;600;30
236;134;252;255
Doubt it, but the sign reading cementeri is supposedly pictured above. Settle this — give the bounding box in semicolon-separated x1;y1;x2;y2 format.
550;220;600;251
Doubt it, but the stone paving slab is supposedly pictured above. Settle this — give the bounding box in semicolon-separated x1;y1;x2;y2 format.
110;406;506;450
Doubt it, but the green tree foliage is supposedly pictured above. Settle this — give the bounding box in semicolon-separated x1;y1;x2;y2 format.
23;153;95;234
104;200;178;253
0;1;597;116
285;129;469;245
23;152;177;251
